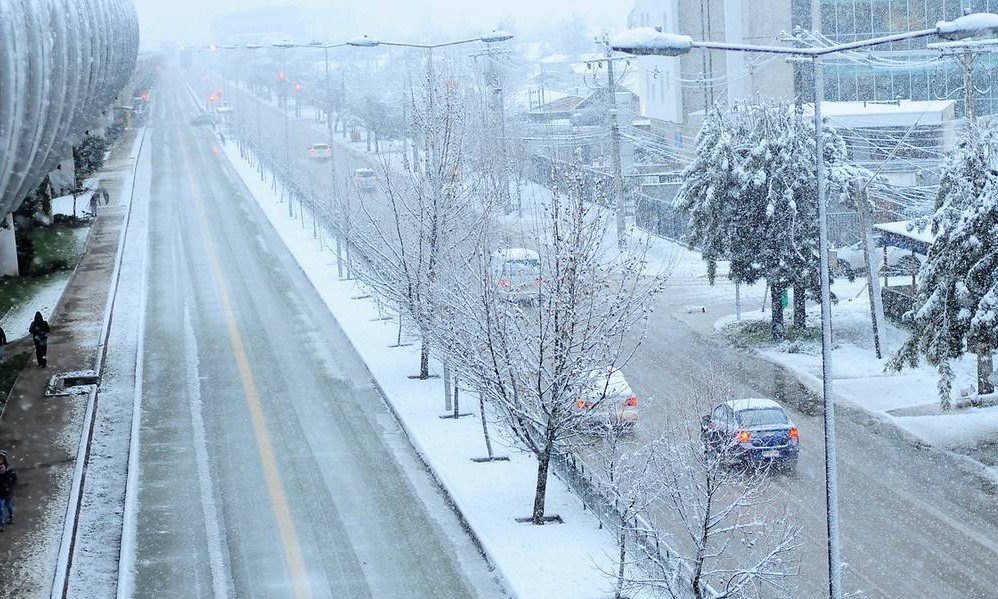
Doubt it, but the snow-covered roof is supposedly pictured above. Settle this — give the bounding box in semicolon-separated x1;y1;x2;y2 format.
803;100;955;128
724;398;783;411
873;220;938;254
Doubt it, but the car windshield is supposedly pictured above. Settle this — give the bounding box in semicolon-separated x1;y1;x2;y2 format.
736;408;789;427
503;259;539;276
356;169;375;177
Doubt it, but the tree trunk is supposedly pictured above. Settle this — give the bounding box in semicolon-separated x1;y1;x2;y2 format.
419;337;430;379
479;391;494;459
531;437;554;524
614;519;627;599
978;350;995;395
770;283;785;341
793;283;806;329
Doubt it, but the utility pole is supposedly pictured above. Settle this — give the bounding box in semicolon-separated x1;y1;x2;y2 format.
591;35;631;249
854;178;884;358
473;46;513;213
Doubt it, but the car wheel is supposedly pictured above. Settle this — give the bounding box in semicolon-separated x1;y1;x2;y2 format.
783;457;798;475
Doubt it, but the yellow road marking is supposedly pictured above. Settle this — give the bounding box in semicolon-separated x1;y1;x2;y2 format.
180;124;312;599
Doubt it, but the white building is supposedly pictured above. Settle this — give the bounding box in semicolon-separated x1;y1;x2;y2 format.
627;0;795;148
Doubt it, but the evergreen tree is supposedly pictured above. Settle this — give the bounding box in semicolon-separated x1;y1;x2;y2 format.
72;134;109;184
888;122;998;408
676;100;853;340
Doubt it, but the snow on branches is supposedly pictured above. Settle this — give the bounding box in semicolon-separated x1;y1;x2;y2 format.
674;100;856;340
888;121;998;407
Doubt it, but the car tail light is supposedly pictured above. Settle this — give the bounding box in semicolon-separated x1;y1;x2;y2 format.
498;278;511;287
535;277;543;285
576;400;591;409
736;431;751;443
624;396;638;407
789;427;799;440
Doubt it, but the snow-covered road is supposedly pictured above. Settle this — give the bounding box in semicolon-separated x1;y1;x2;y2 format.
119;74;504;598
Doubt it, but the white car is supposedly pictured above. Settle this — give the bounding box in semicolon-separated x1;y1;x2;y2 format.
572;369;639;432
492;248;542;304
307;143;332;160
834;238;921;276
353;167;378;191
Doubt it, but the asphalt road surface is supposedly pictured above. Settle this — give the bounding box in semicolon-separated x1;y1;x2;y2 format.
127;72;504;599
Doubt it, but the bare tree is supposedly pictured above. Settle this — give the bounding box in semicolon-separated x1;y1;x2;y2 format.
350;69;483;380
614;375;801;599
441;162;664;525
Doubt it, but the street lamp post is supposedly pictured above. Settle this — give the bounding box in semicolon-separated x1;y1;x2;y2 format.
613;13;998;599
304;41;349;277
273;41;295;218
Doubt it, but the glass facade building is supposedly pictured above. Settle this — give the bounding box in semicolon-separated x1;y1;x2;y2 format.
814;0;998;116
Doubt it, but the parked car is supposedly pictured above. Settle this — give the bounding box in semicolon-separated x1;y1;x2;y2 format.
572;369;639;432
492;248;542;304
307;143;332;160
700;398;799;472
834;238;921;276
353;167;378;191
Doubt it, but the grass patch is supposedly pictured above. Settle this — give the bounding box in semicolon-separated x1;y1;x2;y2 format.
0;352;31;412
20;225;88;276
0;271;73;319
725;318;823;349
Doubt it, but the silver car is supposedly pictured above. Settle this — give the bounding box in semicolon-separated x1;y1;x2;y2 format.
492;248;542;304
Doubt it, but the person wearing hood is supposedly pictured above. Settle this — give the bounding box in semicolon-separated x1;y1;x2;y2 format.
0;452;16;529
29;311;50;368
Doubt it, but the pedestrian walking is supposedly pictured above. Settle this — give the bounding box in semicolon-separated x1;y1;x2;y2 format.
0;325;6;362
0;452;16;529
29;311;50;368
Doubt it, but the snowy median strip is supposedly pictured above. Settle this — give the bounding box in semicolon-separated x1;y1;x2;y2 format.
217;139;621;598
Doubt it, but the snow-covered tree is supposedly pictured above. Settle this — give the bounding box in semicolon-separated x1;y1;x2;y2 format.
675;101;855;340
888;121;998;407
440;163;665;525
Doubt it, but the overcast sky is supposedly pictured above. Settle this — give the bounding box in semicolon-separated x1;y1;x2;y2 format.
134;0;629;47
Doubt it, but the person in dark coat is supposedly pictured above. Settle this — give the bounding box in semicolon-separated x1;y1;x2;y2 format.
0;452;16;528
0;325;6;362
29;311;50;368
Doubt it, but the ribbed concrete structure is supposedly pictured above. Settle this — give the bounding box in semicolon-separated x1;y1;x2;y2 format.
0;0;139;217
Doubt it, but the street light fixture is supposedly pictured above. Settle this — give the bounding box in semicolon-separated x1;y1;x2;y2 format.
612;13;998;599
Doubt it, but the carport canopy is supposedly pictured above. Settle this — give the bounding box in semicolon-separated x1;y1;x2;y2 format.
872;220;937;255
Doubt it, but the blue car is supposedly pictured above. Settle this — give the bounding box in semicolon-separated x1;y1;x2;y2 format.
700;398;800;472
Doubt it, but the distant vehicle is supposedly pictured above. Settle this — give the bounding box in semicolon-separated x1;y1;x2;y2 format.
491;248;542;304
190;113;214;126
307;143;332;160
700;398;799;472
353;167;378;191
572;369;639;432
834;238;921;277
